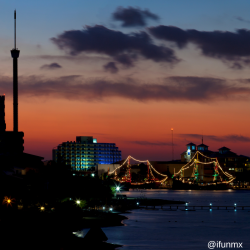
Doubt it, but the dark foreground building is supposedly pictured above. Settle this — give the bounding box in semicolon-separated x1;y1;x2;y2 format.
0;12;44;176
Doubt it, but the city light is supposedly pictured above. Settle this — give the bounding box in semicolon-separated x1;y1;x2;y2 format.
109;150;236;185
40;206;45;211
109;208;113;211
76;200;80;204
3;196;14;206
91;173;95;177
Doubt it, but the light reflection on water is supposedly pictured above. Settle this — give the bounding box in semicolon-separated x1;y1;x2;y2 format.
122;189;250;206
81;190;250;250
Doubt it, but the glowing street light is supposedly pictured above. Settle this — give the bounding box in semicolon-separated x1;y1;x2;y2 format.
76;200;80;205
40;206;45;211
3;196;14;206
116;186;120;192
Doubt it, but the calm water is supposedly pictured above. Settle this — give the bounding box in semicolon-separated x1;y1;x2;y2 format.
80;190;250;250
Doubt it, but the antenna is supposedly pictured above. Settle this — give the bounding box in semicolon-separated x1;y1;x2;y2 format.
171;128;174;161
14;10;16;49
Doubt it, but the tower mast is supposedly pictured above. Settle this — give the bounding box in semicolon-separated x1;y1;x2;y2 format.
11;10;20;133
14;10;16;49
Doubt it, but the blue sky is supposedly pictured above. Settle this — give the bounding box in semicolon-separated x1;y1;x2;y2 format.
2;0;250;48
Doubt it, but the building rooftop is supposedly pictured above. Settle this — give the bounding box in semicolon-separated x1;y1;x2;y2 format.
218;146;231;150
197;143;209;147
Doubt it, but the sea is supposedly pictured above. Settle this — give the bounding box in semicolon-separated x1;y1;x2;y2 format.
80;189;250;250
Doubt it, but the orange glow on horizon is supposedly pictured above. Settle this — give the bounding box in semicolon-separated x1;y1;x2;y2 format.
1;95;250;161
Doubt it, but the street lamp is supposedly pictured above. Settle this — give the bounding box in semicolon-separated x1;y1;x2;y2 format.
3;196;14;206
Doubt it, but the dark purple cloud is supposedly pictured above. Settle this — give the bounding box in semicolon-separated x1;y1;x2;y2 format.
103;62;119;74
236;16;250;24
0;75;250;102
40;63;62;70
51;25;179;68
113;6;159;27
148;25;250;68
114;54;135;68
181;134;250;142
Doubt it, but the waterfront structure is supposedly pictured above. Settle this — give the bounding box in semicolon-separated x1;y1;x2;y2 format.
52;136;122;171
97;163;120;177
181;142;250;172
149;140;250;185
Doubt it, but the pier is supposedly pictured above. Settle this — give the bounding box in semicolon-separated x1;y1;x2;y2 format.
140;205;250;210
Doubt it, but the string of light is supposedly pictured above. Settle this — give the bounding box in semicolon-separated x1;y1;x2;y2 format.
130;156;148;163
148;164;156;179
148;163;168;177
109;156;129;174
109;151;236;184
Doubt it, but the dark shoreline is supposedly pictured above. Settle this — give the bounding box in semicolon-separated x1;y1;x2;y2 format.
0;197;186;250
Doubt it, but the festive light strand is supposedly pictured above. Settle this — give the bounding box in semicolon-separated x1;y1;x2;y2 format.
109;151;236;184
130;156;148;163
109;156;129;174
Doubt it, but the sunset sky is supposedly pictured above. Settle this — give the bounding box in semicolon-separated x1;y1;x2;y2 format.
1;0;250;161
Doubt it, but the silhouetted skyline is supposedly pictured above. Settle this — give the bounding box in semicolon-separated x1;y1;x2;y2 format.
0;2;250;160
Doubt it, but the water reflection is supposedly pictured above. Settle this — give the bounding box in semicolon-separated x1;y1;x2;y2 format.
91;190;250;249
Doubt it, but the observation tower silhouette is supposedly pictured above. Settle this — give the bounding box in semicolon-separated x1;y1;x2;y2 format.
11;10;20;133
